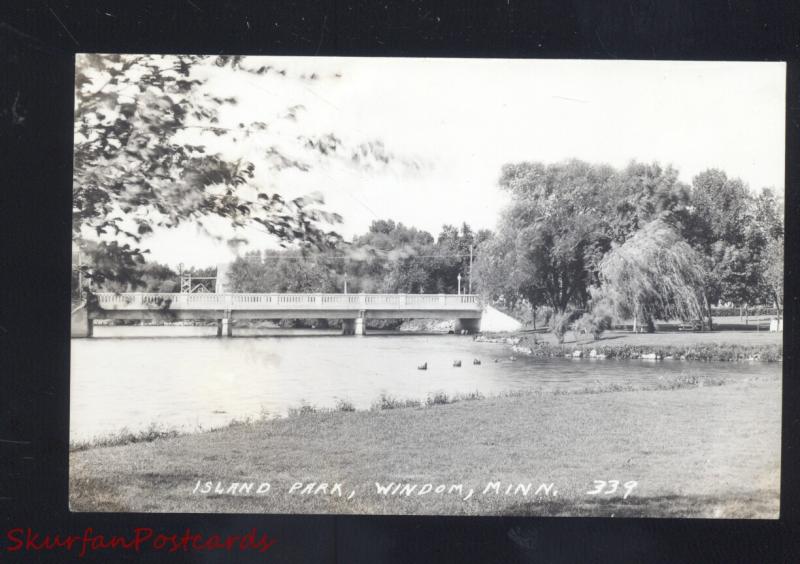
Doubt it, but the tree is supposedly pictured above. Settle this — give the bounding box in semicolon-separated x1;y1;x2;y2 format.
763;236;784;314
686;169;750;250
754;188;785;313
427;223;475;293
350;220;436;292
684;170;781;318
683;169;752;316
475;160;615;313
610;161;690;242
598;220;707;332
227;250;339;293
473;232;519;307
226;251;271;292
73;54;387;289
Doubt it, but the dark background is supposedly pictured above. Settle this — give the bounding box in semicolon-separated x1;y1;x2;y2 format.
1;1;798;562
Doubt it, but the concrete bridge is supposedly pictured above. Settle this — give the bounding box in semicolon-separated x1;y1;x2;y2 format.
71;292;484;337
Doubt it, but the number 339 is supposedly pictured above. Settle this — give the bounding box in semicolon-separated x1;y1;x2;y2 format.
587;480;638;499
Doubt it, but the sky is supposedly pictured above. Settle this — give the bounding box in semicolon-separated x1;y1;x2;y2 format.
118;57;786;268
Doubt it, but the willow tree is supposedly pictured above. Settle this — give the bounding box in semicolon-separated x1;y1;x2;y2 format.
598;220;707;332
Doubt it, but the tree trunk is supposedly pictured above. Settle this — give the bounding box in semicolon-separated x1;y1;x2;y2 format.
703;292;713;331
645;315;655;333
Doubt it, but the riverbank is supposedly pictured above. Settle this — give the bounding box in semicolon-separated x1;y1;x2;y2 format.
476;330;782;362
69;372;780;517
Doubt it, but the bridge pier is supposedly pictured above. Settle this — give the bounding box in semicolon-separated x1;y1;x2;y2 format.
217;310;233;337
70;304;93;338
355;312;366;336
341;313;367;335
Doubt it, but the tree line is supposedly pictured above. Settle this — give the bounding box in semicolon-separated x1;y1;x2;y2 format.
472;160;784;335
77;221;489;302
72;54;782;337
218;221;489;295
77;157;783;339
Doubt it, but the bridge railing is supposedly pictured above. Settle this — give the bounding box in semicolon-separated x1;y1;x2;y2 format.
93;292;480;311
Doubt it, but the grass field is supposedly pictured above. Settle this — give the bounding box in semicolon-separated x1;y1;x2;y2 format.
70;371;781;518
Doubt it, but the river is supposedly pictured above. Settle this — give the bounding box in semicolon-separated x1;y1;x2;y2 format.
70;326;780;442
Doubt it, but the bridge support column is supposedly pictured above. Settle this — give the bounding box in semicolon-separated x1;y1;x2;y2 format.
355;313;366;336
454;318;481;334
70;304;93;338
222;310;232;337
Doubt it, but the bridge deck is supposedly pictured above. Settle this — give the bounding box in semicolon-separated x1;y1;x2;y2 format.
93;292;481;312
76;293;483;336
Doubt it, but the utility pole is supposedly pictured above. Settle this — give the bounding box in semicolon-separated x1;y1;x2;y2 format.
468;244;473;294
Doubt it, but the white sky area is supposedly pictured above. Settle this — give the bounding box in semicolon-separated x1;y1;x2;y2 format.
120;57;785;268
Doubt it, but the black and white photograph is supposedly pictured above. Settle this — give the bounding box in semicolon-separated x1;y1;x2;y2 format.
68;55;785;519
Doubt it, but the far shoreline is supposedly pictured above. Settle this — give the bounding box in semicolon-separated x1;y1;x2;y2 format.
475;329;782;362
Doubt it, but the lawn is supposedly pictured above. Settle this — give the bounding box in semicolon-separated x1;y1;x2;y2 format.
70;373;781;518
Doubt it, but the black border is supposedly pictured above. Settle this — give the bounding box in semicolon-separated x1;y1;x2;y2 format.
1;1;798;562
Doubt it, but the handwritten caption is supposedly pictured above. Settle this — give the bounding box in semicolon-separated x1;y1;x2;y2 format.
191;478;638;501
586;480;638;499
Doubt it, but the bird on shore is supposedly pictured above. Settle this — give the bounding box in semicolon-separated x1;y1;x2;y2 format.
473;358;481;365
417;362;427;370
453;360;462;367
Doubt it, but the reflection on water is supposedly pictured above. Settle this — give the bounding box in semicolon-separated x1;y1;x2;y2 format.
70;326;780;441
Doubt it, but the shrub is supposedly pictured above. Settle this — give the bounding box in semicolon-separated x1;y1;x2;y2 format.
425;390;485;406
371;394;421;410
550;312;571;344
426;391;450;406
334;399;356;412
550;310;584;343
655;372;727;390
287;401;318;417
457;390;485;402
574;311;613;341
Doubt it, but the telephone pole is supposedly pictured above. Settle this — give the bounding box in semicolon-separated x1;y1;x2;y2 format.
468;244;473;294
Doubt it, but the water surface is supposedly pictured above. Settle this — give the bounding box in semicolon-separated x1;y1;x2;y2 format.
70;326;780;441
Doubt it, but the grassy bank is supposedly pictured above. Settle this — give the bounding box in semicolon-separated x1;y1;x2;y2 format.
70;373;780;517
477;330;782;362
